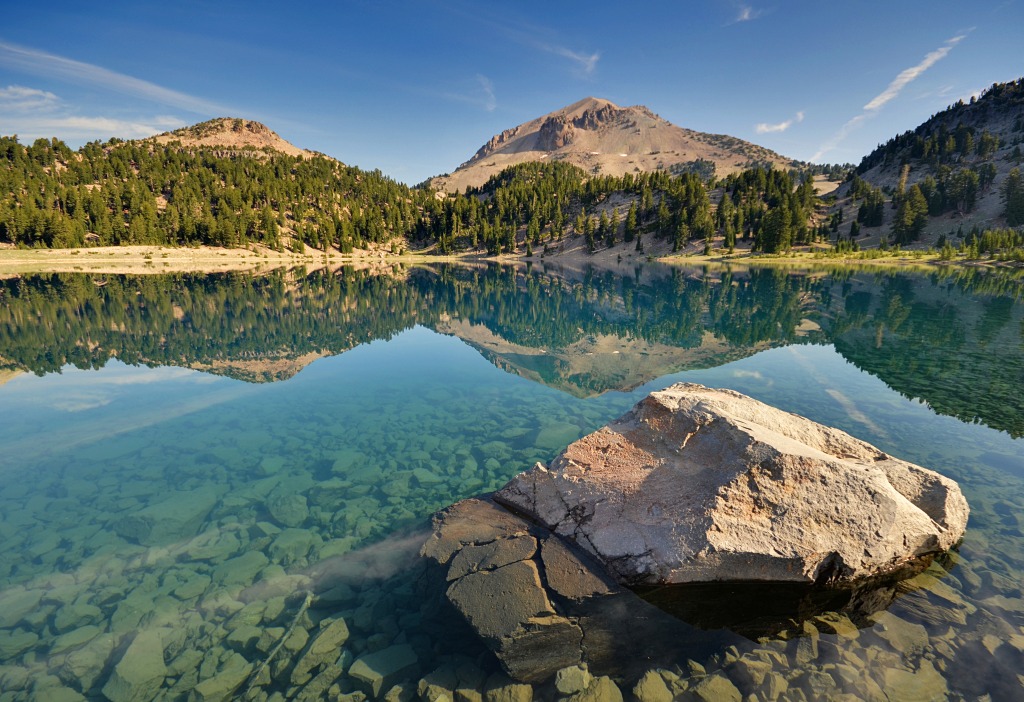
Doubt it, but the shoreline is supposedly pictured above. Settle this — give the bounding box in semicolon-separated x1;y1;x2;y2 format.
0;243;1018;275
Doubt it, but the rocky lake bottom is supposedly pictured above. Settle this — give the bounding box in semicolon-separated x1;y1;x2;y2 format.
0;266;1022;701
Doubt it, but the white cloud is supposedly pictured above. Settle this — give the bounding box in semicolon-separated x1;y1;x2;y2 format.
0;40;227;114
1;114;184;142
755;111;804;134
863;35;965;111
523;39;599;75
436;74;498;112
735;5;762;22
0;85;59;111
811;34;965;162
477;74;496;112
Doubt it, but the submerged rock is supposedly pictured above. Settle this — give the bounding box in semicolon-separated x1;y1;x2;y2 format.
496;383;969;586
100;629;167;702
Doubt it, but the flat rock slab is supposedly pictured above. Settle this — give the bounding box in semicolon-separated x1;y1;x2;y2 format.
496;383;969;586
421;496;740;683
349;644;419;696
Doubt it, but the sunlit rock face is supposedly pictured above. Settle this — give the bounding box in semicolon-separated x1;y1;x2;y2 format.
496;383;969;586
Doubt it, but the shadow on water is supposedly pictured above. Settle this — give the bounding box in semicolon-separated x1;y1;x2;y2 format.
634;557;939;641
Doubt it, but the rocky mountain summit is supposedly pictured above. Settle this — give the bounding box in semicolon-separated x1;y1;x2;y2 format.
147;117;317;159
431;97;799;192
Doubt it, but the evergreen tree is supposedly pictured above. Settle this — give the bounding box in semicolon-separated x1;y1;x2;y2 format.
1004;168;1024;226
624;201;638;243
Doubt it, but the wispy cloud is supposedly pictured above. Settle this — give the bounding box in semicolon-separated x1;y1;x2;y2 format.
0;40;227;114
435;4;600;77
811;34;966;162
477;74;497;111
734;5;763;22
756;111;804;134
0;84;183;142
541;43;600;75
0;85;59;111
436;74;498;112
862;35;965;111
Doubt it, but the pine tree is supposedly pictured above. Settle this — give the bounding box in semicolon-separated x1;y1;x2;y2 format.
1004;168;1024;226
624;201;638;242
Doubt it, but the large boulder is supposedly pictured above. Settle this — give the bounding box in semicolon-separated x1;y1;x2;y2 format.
495;383;968;586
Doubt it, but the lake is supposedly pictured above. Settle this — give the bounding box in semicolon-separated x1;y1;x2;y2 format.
0;262;1022;701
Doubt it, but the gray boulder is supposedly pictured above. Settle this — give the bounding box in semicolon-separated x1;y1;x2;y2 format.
496;383;968;586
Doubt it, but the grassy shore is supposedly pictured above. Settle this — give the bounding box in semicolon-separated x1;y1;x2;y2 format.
1;242;1020;275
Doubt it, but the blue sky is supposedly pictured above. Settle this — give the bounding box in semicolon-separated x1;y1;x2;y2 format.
1;1;1021;185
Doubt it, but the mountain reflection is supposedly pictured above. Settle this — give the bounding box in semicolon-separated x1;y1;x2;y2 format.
1;263;1022;437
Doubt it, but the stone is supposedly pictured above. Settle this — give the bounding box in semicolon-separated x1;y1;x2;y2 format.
554;664;592;695
569;676;622;702
729;656;772;691
0;628;38;658
0;588;42;628
267;494;309;528
53;602;103;633
794;622;819;665
494;615;583;683
534;422;580;451
495;383;969;586
422;496;742;684
690;673;742;702
412;467;444;485
348;644;419;697
447;535;537;581
763;672;789;700
418;665;458;702
539;537;615;601
226;625;262;652
483;674;532;702
113;489;220;546
632;669;672;702
291;618;349;685
60;633;115;692
189;652;252;702
870;611;929;657
383;684;416;702
447;560;555;640
50;625;101;655
174;574;211;600
101;629;167;702
294;663;344;701
812;612;859;638
268;528;319;565
881;660;947;701
212;551;268;586
36;687;86;702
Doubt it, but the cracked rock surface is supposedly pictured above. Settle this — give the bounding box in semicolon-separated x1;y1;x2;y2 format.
495;383;969;586
420;496;737;682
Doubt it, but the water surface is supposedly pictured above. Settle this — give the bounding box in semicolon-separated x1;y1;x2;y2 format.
0;263;1022;700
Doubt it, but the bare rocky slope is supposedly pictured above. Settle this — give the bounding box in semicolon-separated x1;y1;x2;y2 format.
147;117;318;159
431;97;800;193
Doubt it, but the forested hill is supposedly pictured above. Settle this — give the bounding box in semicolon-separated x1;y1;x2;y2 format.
0;122;827;256
835;78;1024;249
0;127;426;251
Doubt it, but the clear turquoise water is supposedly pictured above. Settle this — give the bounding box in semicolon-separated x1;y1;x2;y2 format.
0;264;1022;700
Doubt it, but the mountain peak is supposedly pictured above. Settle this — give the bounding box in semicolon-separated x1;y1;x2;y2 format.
432;98;797;192
148;117;314;158
560;96;620;116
